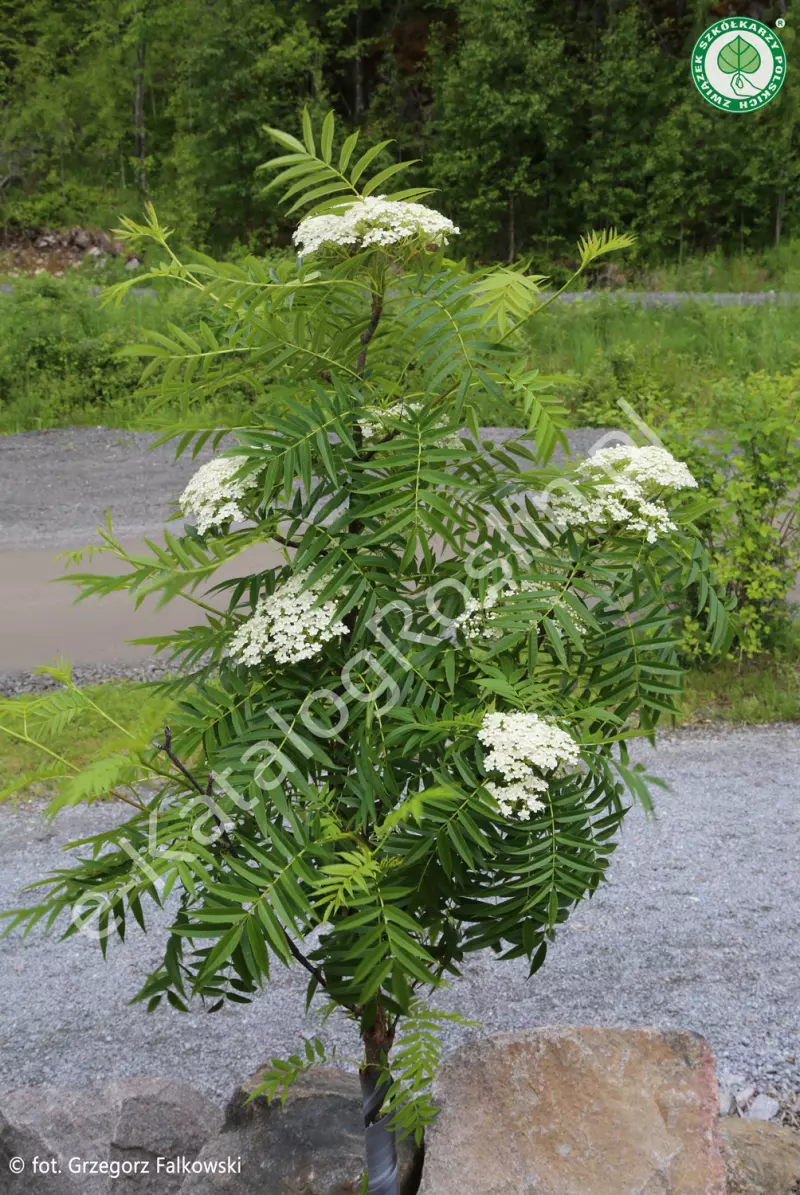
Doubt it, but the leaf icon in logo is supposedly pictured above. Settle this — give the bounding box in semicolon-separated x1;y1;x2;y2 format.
717;35;762;91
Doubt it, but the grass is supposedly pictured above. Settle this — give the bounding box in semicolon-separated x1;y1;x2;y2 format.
533;238;800;292
678;655;800;727
1;655;797;803
0;681;175;803
0;272;201;435
631;239;800;293
515;295;800;430
2;270;800;435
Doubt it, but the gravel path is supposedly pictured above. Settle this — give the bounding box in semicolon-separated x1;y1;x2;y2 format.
5;283;798;308
1;724;797;1102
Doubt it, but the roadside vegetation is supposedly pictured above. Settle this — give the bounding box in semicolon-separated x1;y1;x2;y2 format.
3;268;800;435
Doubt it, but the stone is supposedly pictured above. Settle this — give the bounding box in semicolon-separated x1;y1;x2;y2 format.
0;1078;220;1195
178;1067;422;1195
746;1093;781;1122
721;1118;800;1195
0;1086;115;1195
720;1091;735;1117
417;1028;728;1195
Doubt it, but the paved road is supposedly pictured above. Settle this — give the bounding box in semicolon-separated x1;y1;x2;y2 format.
5;283;799;307
554;290;800;307
0;427;613;686
0;724;797;1102
1;424;798;687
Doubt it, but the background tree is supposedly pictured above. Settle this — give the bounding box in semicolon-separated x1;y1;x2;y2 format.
2;0;798;264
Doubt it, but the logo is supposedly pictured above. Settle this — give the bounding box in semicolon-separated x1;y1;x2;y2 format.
692;19;786;112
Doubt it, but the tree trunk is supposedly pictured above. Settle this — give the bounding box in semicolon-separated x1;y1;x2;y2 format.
775;187;785;248
508;192;516;264
134;39;146;191
355;5;364;117
360;1004;398;1195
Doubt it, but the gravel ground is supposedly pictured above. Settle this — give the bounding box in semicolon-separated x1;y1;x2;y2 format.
0;426;610;551
0;723;797;1103
4;283;800;308
0;428;219;552
0;659;179;698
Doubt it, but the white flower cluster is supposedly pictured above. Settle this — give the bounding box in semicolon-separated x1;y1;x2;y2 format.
359;399;462;449
294;197;459;256
179;456;260;535
547;445;697;545
453;588;505;641
454;582;586;644
478;710;580;820
484;778;547;818
228;570;349;667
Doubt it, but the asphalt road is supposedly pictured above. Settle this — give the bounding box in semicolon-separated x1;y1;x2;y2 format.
0;426;614;686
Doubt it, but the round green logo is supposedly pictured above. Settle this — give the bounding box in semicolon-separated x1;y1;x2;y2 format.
691;19;787;112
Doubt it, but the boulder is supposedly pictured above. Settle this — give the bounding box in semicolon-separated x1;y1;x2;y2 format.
417;1027;728;1195
721;1118;800;1195
0;1086;115;1195
0;1078;220;1195
178;1066;422;1195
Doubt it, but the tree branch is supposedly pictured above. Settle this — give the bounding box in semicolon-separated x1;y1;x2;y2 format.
282;932;356;1012
154;725;238;856
356;291;383;375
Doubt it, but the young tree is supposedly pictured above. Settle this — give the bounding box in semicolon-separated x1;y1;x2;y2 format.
1;111;728;1195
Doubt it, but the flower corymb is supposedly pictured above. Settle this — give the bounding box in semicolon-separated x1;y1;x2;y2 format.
294;197;459;256
547;444;697;544
179;456;259;535
478;710;580;820
229;570;349;667
583;445;697;491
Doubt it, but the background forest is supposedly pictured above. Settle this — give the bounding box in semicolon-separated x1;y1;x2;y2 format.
1;0;799;266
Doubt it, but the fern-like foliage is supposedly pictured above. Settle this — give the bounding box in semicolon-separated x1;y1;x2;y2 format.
260;108;436;219
1;109;732;1169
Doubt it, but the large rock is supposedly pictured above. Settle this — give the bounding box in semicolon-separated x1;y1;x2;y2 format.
721;1118;800;1195
417;1028;728;1195
178;1066;422;1195
0;1078;220;1195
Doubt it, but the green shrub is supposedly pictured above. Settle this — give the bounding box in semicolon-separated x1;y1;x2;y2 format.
0;275;200;431
2;110;728;1188
0;184;131;238
664;370;800;658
